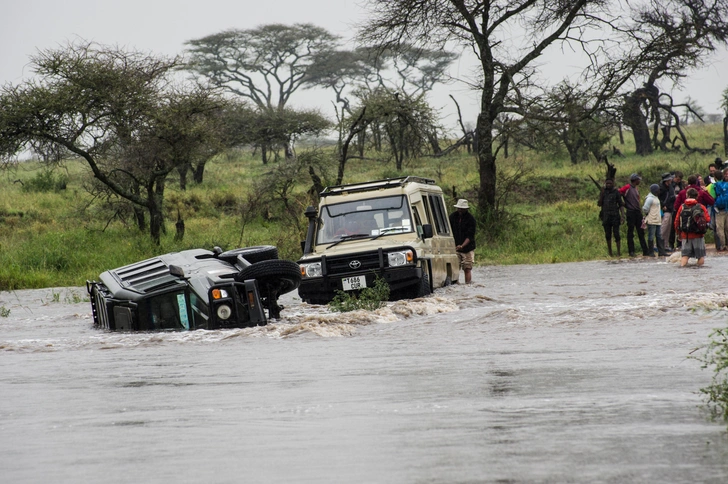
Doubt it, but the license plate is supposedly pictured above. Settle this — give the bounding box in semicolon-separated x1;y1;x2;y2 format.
342;275;367;291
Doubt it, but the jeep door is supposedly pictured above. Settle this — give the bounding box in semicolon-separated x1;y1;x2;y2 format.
411;192;459;287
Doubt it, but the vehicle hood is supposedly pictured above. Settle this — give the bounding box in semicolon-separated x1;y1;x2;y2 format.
301;234;422;260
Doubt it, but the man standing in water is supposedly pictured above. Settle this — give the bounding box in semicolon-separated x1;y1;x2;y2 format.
619;173;649;257
450;199;476;284
675;187;710;267
597;178;625;257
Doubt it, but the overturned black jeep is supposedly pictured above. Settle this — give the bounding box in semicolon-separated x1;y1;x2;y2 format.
87;246;301;331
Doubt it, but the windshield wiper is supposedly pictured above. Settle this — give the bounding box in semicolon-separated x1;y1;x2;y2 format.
325;233;369;249
369;226;406;242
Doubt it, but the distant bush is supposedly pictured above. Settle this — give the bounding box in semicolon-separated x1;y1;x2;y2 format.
22;169;68;193
329;276;390;312
210;192;238;214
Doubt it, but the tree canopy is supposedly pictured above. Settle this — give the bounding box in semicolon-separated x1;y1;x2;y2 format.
0;41;231;243
185;23;341;111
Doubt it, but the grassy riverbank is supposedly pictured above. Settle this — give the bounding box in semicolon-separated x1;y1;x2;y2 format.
0;123;724;290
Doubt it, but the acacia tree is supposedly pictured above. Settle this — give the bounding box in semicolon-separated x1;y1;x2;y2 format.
520;83;615;164
359;0;610;220
185;23;340;111
307;44;457;155
0;42;229;244
620;0;728;155
353;89;440;169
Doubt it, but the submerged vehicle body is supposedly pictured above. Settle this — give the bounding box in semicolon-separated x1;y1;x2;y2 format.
297;177;460;304
87;246;301;331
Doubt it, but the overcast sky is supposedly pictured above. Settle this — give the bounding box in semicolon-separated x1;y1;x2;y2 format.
2;0;727;131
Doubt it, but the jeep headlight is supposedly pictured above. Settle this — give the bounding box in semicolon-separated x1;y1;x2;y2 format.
216;304;232;320
387;250;413;267
300;262;322;278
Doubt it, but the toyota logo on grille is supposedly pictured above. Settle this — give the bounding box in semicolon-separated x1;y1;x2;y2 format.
349;260;361;269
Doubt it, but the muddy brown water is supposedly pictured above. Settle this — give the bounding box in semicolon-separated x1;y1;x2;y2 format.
2;257;728;483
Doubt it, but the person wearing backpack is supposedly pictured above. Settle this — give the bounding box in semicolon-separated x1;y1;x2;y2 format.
674;188;710;267
712;168;728;251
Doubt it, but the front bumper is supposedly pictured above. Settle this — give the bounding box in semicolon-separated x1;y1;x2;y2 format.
298;265;422;304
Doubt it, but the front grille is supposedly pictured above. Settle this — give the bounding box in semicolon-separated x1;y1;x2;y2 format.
325;251;382;275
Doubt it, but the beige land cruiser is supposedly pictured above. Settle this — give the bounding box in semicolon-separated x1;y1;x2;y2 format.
297;176;460;304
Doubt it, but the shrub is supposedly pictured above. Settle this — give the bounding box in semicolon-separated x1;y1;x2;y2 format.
210;191;239;214
329;276;390;312
694;326;728;425
22;169;68;193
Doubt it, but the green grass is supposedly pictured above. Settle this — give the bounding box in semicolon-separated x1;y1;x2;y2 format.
0;122;724;289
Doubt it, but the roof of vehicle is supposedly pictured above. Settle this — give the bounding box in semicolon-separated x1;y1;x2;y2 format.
320;176;438;198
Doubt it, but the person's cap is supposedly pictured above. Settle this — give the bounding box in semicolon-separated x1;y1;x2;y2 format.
650;184;660;195
661;172;674;182
630;173;641;181
454;199;469;209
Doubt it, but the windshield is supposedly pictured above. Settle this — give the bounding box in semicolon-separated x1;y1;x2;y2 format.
316;195;414;245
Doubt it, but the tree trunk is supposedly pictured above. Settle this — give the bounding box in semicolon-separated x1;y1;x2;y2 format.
476;111;496;216
148;179;166;245
174;212;185;241
178;164;189;190
623;88;655;156
193;162;206;184
724;116;728;157
129;184;147;231
427;130;441;155
133;206;146;232
357;129;365;157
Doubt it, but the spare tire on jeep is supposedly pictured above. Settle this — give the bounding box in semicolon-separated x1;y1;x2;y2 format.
235;259;302;319
218;245;278;265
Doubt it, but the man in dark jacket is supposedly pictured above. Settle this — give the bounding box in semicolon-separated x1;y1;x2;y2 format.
658;172;675;252
673;174;714;211
619;173;649;257
449;199;476;284
598;178;625;257
669;171;686;250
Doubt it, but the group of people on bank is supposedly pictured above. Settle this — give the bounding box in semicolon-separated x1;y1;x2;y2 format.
598;158;728;267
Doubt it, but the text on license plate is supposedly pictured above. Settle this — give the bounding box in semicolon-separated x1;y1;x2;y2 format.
342;275;367;291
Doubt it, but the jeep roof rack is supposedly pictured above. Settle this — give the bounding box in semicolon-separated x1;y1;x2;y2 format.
320;176;436;197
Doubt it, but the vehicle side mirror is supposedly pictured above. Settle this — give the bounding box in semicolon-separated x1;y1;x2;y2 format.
421;224;433;239
169;265;186;278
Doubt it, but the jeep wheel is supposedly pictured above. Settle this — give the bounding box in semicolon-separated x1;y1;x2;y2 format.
414;271;432;298
236;260;302;319
398;271;431;300
218;245;278;264
236;259;301;295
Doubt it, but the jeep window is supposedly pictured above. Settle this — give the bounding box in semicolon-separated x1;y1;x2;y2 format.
422;195;433;226
317;195;414;244
147;291;192;330
431;195;451;235
189;292;209;328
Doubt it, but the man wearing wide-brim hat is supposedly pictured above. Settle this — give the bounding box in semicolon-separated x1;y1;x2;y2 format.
449;199;476;284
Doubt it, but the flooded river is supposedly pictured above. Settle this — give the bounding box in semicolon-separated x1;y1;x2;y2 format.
2;258;728;483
